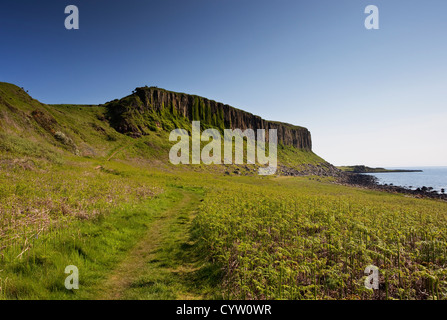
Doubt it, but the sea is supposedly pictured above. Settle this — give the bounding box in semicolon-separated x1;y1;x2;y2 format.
363;166;447;193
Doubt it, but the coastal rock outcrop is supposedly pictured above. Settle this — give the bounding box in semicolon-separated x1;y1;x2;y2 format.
106;86;312;151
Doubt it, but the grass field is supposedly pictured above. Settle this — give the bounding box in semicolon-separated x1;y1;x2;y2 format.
1;158;447;300
1;82;447;300
195;176;447;300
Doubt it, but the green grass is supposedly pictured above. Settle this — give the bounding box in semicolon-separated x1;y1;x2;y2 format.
2;81;447;300
2;155;447;300
277;144;327;168
0;189;171;299
194;176;447;300
0;175;220;300
109;188;222;300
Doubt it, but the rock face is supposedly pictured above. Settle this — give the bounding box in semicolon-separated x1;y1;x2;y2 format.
107;86;312;151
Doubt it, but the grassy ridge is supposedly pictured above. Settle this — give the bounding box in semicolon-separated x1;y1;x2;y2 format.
0;82;328;172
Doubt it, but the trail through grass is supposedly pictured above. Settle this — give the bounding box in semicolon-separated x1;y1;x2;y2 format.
0;184;220;300
97;188;221;300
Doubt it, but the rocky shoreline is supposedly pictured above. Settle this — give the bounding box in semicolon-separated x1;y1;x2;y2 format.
278;163;447;201
337;172;447;201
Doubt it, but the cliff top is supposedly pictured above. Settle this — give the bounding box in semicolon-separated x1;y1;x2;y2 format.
131;85;307;131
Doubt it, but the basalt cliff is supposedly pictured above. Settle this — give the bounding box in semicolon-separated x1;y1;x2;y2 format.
105;86;312;151
1;82;338;176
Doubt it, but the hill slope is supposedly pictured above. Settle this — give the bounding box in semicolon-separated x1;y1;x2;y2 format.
0;82;337;175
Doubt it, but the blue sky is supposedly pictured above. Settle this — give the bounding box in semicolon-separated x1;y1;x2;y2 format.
1;0;446;167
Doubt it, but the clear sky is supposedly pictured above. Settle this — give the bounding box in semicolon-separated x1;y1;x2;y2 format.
1;0;446;167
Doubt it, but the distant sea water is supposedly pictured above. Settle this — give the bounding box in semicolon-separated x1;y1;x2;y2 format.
363;167;447;193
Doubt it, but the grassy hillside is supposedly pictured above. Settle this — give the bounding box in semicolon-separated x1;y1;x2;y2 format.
0;82;327;171
1;82;447;300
